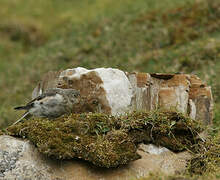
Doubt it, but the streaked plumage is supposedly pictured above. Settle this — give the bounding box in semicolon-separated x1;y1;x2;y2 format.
13;88;80;125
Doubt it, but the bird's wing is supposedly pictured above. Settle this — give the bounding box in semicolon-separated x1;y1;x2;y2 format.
26;91;58;105
14;91;58;110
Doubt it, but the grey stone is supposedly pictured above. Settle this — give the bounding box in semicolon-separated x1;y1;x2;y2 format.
0;135;191;180
0;136;52;180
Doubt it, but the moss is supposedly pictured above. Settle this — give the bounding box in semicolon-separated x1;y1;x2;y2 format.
84;130;141;168
6;110;220;175
7;113;139;167
118;110;203;151
6;110;204;168
188;132;220;175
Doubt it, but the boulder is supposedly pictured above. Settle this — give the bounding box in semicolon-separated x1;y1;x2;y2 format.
2;67;213;179
0;135;191;180
32;67;133;115
0;135;52;180
32;67;213;125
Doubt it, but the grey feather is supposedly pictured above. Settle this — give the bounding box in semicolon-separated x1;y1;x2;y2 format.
13;88;80;125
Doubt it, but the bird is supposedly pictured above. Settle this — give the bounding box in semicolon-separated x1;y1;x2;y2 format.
13;88;80;125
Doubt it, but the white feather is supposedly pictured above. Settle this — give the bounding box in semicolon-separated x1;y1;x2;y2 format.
13;112;30;125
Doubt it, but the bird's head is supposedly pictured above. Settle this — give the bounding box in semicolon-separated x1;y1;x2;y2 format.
64;89;81;104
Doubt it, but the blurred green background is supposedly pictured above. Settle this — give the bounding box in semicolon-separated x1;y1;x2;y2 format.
0;0;219;133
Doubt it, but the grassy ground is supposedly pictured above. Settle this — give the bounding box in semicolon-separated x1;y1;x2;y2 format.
0;0;219;178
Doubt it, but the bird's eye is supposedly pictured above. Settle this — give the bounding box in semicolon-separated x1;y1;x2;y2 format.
74;93;79;97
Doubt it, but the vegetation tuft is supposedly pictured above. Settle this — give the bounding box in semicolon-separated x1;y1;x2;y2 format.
6;110;205;168
188;132;220;175
7;113;139;168
116;110;204;151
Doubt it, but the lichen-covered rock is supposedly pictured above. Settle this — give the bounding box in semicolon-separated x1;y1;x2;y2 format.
0;135;52;180
0;135;192;180
32;68;213;125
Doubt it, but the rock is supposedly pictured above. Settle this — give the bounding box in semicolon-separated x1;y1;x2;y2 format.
188;74;213;125
33;67;133;115
0;135;52;180
32;68;213;125
0;135;191;180
128;72;213;125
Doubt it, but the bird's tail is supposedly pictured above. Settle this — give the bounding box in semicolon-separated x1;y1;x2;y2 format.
13;111;30;125
14;106;28;110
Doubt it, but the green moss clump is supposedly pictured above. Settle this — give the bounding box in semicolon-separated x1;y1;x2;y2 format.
188;132;220;175
6;110;204;168
6;113;139;167
117;110;203;151
84;130;141;168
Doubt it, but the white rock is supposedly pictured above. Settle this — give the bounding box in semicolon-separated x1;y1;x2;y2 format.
139;144;170;155
59;67;133;115
0;136;191;180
